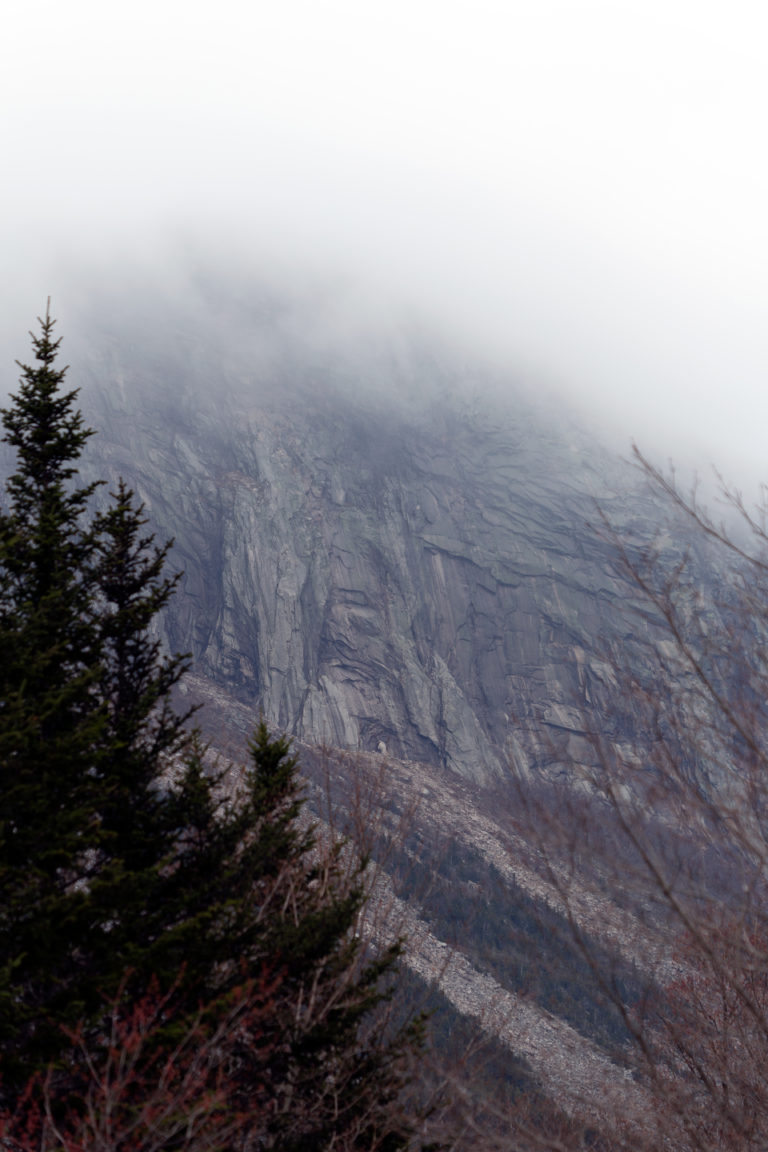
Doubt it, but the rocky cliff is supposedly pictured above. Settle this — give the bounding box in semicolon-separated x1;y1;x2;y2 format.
2;285;708;1119
65;286;653;785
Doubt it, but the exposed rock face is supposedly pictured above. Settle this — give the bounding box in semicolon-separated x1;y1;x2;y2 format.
0;291;727;1121
67;296;647;784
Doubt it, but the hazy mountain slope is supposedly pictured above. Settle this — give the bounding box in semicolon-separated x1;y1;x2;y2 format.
68;287;652;784
3;286;707;1124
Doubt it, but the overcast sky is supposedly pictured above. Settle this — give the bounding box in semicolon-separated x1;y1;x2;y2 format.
3;0;768;487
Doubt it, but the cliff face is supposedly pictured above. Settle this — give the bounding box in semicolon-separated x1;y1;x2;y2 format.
70;297;646;784
5;291;705;1108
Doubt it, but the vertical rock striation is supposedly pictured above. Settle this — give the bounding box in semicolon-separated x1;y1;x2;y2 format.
69;300;650;784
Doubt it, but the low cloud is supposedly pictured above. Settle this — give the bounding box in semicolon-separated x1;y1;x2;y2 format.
3;0;767;493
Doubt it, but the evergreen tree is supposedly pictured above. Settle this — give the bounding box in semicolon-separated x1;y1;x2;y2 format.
0;308;431;1150
0;308;202;1078
0;304;107;1074
94;477;192;828
157;723;424;1151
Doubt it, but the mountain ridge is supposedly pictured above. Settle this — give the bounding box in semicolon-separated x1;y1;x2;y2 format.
65;295;654;785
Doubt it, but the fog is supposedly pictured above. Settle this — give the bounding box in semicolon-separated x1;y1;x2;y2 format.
3;0;768;491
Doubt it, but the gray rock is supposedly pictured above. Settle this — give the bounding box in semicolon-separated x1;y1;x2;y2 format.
62;295;660;785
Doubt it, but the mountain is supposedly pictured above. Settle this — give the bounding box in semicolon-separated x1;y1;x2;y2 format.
69;282;654;787
7;280;693;1132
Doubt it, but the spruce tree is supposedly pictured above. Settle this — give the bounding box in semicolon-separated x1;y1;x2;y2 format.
0;307;213;1076
0;304;107;1074
94;477;192;819
0;308;430;1150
